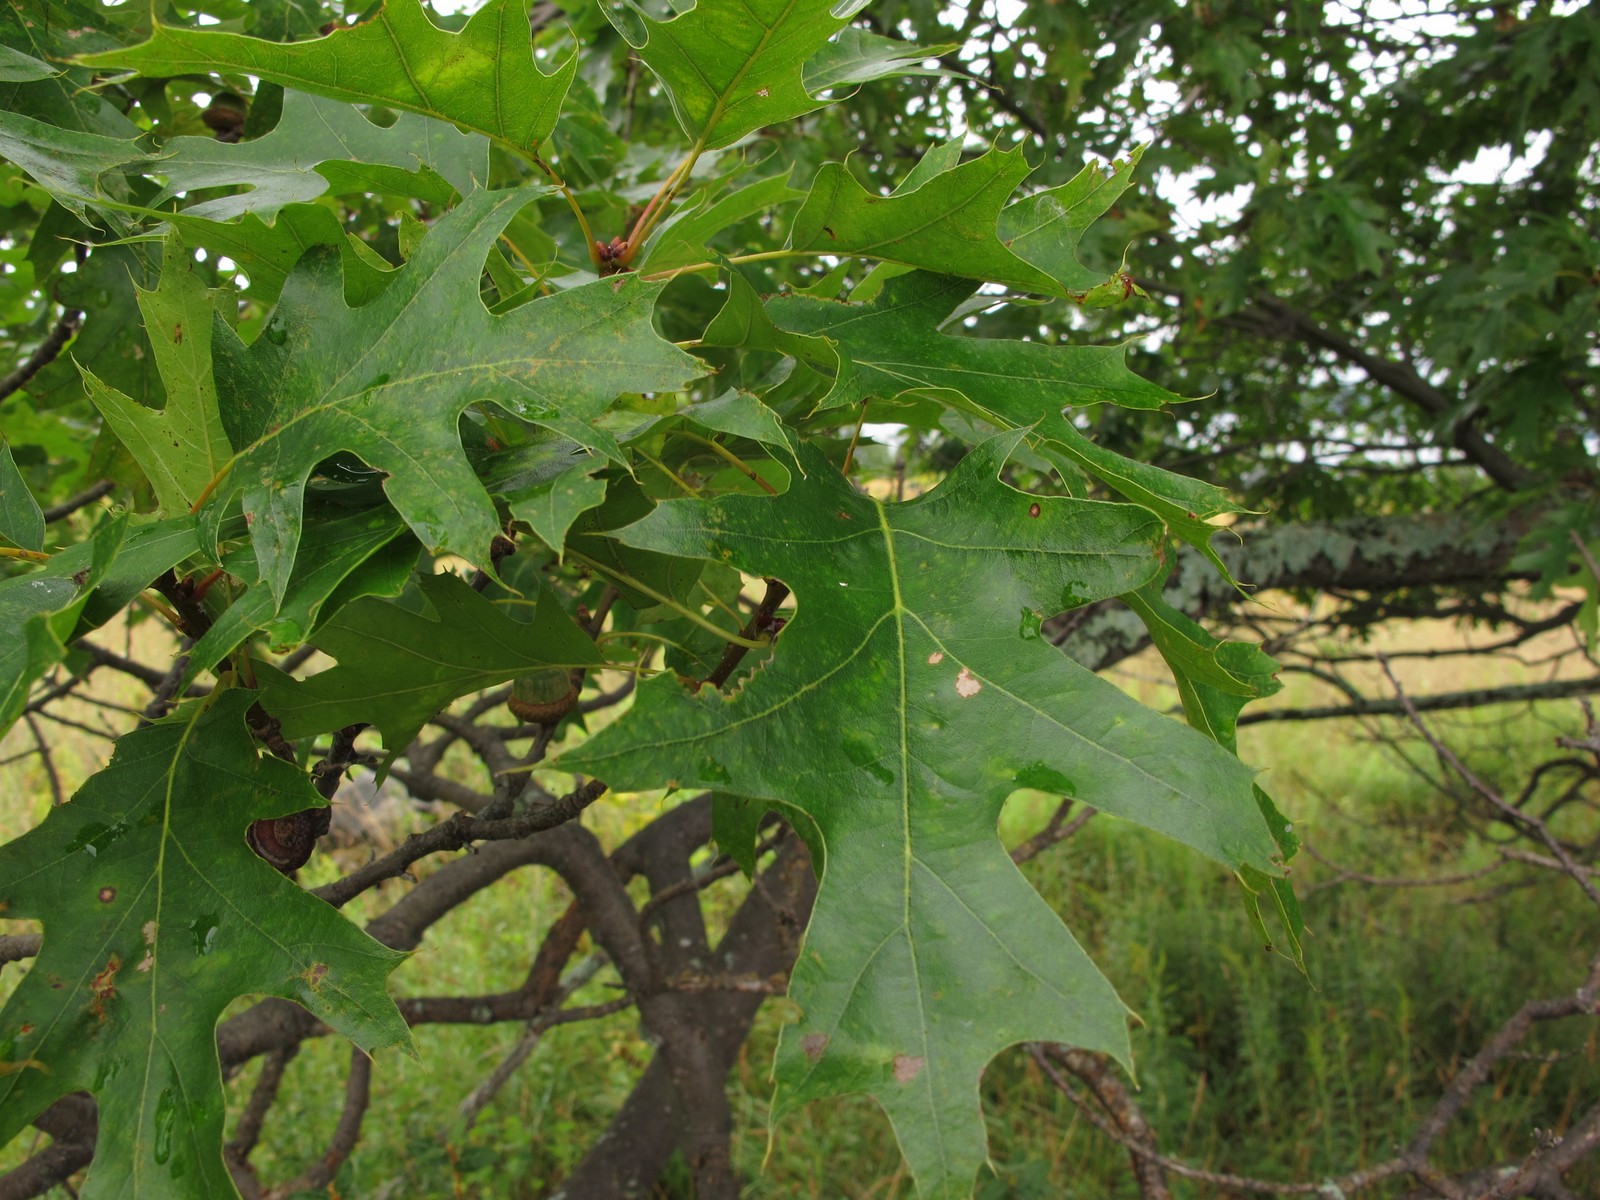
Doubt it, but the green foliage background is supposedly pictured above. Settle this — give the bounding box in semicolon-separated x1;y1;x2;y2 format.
0;0;1594;1196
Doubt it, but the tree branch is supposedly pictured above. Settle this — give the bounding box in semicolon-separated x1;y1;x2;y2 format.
0;308;81;403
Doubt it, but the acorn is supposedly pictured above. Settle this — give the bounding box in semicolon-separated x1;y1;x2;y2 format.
247;808;331;874
201;92;247;143
507;668;579;724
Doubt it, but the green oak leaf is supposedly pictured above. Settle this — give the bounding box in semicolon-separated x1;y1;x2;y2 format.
761;269;1243;570
257;571;603;750
0;43;55;82
151;90;487;222
802;28;957;95
0;690;411;1200
80;0;576;153
180;504;416;689
1122;572;1305;971
506;459;607;555
564;432;1279;1199
997;147;1145;294
0;515;199;738
201;185;705;606
81;235;232;515
0;437;44;551
0;109;139;220
608;0;852;151
1036;428;1243;578
764;269;1173;413
154;203;347;308
790;143;1065;295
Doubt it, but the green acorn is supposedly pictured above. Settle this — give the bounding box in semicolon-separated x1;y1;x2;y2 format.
507;668;579;724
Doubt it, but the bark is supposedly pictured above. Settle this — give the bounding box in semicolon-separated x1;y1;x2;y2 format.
1055;509;1537;671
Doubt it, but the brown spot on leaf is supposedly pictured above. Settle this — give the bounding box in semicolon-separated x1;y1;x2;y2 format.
955;668;982;698
801;1032;829;1062
893;1054;925;1083
88;956;120;1021
822;225;836;239
927;651;944;665
1028;502;1041;518
303;962;329;990
97;887;115;903
136;952;154;973
142;920;157;945
172;323;183;344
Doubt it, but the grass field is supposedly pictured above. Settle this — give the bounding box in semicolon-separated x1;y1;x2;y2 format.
2;606;1596;1198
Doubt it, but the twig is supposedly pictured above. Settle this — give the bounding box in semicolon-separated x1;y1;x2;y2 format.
1300;841;1508;894
700;579;789;691
1033;945;1600;1198
136;644;195;727
1011;799;1097;864
1569;529;1600;588
1239;676;1600;725
0;307;81;402
262;1049;370;1200
661;970;789;994
313;779;609;909
21;715;61;807
1029;1045;1170;1200
637;830;786;928
455;953;608;1132
40;479;113;524
0;934;42;968
226;1044;299;1178
0;1137;95;1200
1378;656;1600;910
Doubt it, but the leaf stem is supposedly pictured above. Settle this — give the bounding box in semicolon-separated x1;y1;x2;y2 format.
625;140;706;260
842;401;869;476
526;149;602;269
635;450;699;497
676;431;780;495
566;549;770;650
0;546;49;562
640;249;811;284
188;457;234;515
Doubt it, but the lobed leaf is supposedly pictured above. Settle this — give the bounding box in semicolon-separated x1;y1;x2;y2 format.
151;90;487;222
0;438;44;552
199;185;705;605
82;236;233;516
0;515;199;739
80;0;576;152
257;572;604;751
565;433;1280;1198
0;691;411;1199
610;0;854;151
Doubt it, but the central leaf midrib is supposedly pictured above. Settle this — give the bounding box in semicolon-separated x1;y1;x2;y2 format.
874;495;941;1160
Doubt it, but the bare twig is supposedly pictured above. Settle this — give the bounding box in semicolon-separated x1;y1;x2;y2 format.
1011;799;1097;864
0;308;81;403
455;953;608;1132
1378;657;1600;910
21;715;61;807
700;578;788;691
225;1044;299;1193
313;779;609;909
40;480;113;524
0;934;42;968
261;1049;370;1200
1239;676;1600;725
